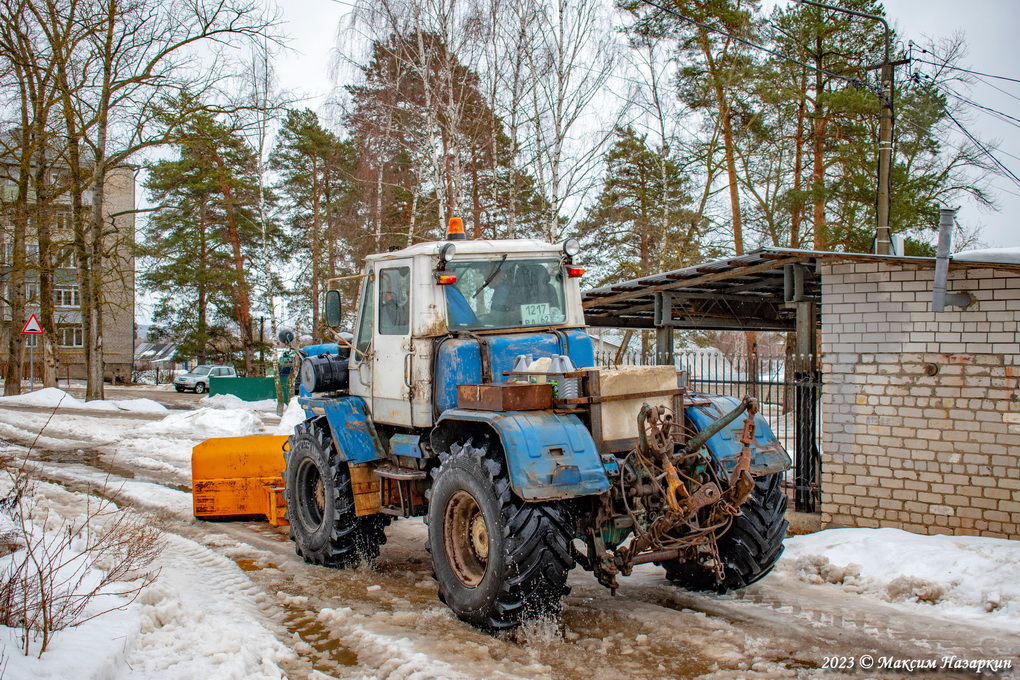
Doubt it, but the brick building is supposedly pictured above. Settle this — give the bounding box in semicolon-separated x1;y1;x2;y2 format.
820;254;1020;540
582;247;1019;541
0;166;136;381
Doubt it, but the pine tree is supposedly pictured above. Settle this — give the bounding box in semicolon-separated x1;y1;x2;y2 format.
576;126;703;284
271;109;363;340
142;105;278;371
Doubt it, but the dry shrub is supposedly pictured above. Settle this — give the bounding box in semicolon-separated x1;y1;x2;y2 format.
0;461;163;657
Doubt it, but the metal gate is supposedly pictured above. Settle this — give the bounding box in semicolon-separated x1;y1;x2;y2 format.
594;349;822;512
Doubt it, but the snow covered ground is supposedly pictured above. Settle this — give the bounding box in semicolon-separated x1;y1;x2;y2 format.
0;395;1017;679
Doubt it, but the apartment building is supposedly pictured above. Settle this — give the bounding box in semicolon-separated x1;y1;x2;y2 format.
0;166;135;382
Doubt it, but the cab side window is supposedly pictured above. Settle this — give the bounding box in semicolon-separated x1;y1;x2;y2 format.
378;266;410;335
355;277;375;358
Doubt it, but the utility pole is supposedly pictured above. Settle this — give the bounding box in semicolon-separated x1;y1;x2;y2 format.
796;0;906;254
876;60;893;254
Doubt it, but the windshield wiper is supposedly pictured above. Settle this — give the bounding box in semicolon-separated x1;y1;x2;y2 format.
473;254;507;298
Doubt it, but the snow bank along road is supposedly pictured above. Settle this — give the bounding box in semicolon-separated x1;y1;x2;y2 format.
0;391;1017;679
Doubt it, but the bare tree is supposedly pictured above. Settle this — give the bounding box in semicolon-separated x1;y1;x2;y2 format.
19;0;279;399
526;0;619;242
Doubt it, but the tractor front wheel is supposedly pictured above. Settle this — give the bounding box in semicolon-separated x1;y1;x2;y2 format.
663;472;788;592
426;441;574;631
284;420;388;567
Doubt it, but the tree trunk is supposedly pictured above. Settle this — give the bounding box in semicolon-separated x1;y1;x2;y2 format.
212;154;255;375
700;30;743;255
35;182;57;388
4;178;28;396
791;70;807;249
811;42;826;249
197;200;210;363
310;156;322;343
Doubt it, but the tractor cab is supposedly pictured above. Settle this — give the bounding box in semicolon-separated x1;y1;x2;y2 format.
327;225;590;429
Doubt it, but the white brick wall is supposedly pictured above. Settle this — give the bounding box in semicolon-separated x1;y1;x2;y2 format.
820;260;1020;539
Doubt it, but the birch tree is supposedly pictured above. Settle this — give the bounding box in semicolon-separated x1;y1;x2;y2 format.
23;0;277;398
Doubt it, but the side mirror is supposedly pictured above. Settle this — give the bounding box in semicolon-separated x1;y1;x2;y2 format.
277;325;295;344
324;289;342;328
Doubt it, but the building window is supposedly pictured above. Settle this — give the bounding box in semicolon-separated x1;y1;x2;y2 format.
54;286;79;307
56;244;77;268
60;326;83;347
2;283;40;304
2;242;40;265
54;211;71;232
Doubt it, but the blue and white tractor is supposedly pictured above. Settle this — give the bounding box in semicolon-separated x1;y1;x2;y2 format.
272;226;791;631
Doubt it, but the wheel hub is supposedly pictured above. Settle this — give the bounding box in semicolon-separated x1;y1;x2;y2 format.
314;478;325;513
296;457;326;531
444;490;488;587
470;515;489;560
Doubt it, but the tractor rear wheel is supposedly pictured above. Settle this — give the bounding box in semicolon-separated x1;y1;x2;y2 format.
663;472;788;593
426;441;575;631
284;420;388;567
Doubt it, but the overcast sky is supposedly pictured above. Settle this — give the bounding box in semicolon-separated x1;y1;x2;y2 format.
270;0;1020;250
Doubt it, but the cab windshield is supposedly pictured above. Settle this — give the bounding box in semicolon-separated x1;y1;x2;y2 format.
445;258;566;330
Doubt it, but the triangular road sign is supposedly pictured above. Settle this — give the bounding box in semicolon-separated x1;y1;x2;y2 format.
21;314;44;334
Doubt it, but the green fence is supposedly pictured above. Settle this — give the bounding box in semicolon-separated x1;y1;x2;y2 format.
209;376;277;402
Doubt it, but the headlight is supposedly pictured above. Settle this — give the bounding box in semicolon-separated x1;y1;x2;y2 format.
561;238;581;257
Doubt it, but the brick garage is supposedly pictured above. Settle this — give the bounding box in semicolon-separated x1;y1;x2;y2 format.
820;256;1020;539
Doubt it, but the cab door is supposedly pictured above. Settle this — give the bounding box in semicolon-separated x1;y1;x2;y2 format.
371;261;413;425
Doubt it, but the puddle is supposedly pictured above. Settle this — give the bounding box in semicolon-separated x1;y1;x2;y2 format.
281;604;359;670
552;601;717;679
26;448;192;493
235;558;279;572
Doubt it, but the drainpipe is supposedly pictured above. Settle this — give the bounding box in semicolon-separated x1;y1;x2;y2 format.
932;208;972;312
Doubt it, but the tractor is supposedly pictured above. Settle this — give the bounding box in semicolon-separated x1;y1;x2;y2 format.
193;220;792;631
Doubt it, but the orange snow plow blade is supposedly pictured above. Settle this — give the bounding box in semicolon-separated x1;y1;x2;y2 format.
191;435;290;526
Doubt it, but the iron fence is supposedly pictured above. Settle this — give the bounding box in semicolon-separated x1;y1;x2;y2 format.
594;349;822;512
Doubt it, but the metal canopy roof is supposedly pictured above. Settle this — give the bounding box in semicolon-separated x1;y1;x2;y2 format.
582;249;820;331
580;247;1019;332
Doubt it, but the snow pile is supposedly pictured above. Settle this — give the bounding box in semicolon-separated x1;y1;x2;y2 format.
154;407;265;438
953;246;1020;264
274;398;306;435
782;528;1020;623
0;480;148;678
200;393;278;413
0;388;167;413
0;479;290;679
123;534;292;678
109;398;167;413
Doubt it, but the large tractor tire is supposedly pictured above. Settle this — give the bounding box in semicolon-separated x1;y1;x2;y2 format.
284;420;388;567
663;472;788;593
426;441;575;631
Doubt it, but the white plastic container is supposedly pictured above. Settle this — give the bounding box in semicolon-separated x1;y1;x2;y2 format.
526;356;552;384
557;355;578;400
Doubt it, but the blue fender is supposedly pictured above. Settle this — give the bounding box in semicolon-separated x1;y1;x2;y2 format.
433;409;610;502
684;394;792;476
299;395;383;464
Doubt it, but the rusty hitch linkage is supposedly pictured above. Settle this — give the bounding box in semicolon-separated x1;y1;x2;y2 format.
724;396;759;508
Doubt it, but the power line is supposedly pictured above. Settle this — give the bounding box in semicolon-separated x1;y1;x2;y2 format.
912;56;1020;86
936;81;1020;130
913;72;1020;139
922;82;1020;190
635;0;877;95
971;74;1020;106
